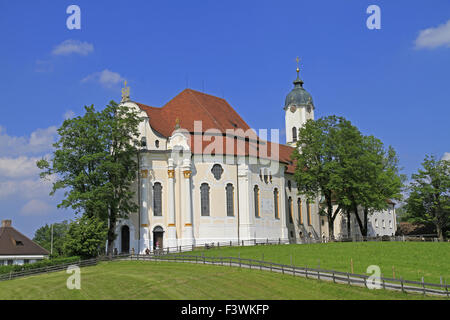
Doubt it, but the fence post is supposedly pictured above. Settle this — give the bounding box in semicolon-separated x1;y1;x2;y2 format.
382;274;385;290
278;238;280;245
242;240;244;246
445;280;449;298
282;265;284;274
218;242;220;248
230;241;232;247
421;277;427;295
305;266;308;279
261;254;263;271
332;271;335;283
400;277;404;293
192;244;194;252
347;272;350;285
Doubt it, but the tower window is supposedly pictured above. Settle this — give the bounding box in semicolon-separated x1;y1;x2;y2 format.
155;140;160;148
292;127;297;142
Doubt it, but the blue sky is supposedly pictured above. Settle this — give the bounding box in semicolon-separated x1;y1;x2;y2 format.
0;0;449;237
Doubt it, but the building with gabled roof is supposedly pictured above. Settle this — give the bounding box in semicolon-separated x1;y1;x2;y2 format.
0;220;49;265
112;68;324;254
111;66;396;253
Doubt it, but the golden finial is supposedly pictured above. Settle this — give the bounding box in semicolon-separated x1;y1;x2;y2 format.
296;57;300;75
121;80;130;102
175;117;180;129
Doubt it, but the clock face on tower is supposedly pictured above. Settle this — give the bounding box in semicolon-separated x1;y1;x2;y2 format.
290;105;296;113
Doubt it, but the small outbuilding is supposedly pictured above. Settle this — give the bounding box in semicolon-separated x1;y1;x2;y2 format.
0;220;49;265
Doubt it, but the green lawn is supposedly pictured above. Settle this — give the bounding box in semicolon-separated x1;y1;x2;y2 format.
0;260;443;300
185;241;450;284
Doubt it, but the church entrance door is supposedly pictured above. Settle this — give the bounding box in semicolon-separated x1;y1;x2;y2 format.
153;226;164;250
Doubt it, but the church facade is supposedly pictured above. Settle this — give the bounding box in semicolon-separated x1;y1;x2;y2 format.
113;69;328;254
112;68;396;254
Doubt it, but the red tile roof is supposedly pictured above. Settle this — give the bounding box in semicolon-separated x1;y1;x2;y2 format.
0;221;49;256
136;89;297;174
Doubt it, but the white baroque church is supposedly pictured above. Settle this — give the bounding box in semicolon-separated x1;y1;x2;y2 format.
113;67;397;254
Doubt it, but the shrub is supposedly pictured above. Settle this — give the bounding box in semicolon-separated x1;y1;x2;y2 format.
0;256;81;275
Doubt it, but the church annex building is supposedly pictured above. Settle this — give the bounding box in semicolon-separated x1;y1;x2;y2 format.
113;69;397;254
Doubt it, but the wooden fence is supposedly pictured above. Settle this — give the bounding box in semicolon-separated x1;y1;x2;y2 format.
122;254;449;298
1;238;448;299
0;258;98;282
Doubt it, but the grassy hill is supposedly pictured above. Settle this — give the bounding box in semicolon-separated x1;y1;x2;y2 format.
186;241;450;284
0;260;444;300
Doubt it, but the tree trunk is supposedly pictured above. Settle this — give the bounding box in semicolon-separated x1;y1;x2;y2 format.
326;195;334;241
346;210;351;239
353;203;367;238
436;224;444;241
107;209;117;257
363;208;368;238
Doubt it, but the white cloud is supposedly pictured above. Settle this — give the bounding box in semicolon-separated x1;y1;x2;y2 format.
415;20;450;49
0;126;57;157
52;39;94;56
0;156;44;178
442;152;450;161
81;69;125;88
20;199;52;216
0;176;54;199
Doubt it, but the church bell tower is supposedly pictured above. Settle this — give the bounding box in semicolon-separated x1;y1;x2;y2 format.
284;58;315;147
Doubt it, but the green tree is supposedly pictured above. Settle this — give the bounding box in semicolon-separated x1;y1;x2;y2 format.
64;215;108;259
33;221;70;257
292;116;351;239
293;115;404;239
338;135;404;236
405;155;450;240
37;101;142;256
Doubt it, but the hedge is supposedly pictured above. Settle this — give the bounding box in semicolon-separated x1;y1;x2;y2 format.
0;256;81;275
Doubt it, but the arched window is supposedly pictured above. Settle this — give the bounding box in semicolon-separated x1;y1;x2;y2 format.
211;164;223;180
226;183;234;217
298;198;303;224
153;182;162;216
288;197;293;223
254;185;260;218
140;137;147;149
292;127;297;142
306;200;311;226
155;140;160;148
200;183;210;216
274;188;279;219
